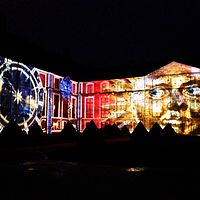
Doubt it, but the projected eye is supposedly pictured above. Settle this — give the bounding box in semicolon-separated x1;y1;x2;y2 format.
184;86;200;97
149;88;166;99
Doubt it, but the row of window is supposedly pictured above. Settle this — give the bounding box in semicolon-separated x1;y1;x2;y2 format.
39;72;78;93
85;82;110;94
42;92;77;119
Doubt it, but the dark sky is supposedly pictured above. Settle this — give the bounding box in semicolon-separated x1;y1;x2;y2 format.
0;0;200;81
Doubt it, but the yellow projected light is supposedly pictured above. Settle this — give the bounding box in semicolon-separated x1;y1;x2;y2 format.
101;62;200;135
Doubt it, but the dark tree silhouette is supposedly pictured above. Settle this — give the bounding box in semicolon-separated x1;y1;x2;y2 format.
162;123;177;137
100;124;112;138
120;125;130;135
28;122;44;137
1;119;25;138
111;123;121;136
0;119;27;147
101;123;121;138
149;122;163;138
131;121;149;138
80;120;104;146
60;121;78;141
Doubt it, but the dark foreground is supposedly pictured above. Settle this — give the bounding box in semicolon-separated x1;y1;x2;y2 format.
0;135;200;199
0;160;199;200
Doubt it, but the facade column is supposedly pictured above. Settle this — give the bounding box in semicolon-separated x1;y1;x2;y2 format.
76;82;81;132
47;73;53;134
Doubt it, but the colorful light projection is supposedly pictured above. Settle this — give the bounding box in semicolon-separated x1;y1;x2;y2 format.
94;62;200;135
60;76;72;100
1;55;200;136
0;58;44;132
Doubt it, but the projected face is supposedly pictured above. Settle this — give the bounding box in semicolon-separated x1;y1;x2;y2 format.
133;64;200;135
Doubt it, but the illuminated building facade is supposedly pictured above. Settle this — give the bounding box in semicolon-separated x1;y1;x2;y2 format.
1;56;200;135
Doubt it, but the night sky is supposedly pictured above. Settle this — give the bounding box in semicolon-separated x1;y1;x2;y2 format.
0;0;200;81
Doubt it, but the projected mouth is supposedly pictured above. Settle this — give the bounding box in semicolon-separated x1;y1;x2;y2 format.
160;117;193;134
161;118;192;126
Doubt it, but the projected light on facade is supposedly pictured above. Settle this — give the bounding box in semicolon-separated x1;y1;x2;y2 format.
60;76;72;100
1;56;200;135
0;59;44;132
81;62;200;135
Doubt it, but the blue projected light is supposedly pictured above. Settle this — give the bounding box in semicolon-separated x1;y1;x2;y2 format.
0;57;4;65
47;74;53;134
60;76;72;100
0;61;44;131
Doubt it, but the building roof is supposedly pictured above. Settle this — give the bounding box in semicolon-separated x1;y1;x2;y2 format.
147;61;200;78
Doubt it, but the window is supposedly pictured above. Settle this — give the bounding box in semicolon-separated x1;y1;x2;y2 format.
115;97;126;118
39;73;46;87
116;81;124;91
100;96;110;118
86;83;94;94
100;81;109;92
78;83;83;93
72;98;76;118
63;99;69;118
54;78;60;90
85;97;94;118
72;83;77;94
53;94;59;117
42;93;46;116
